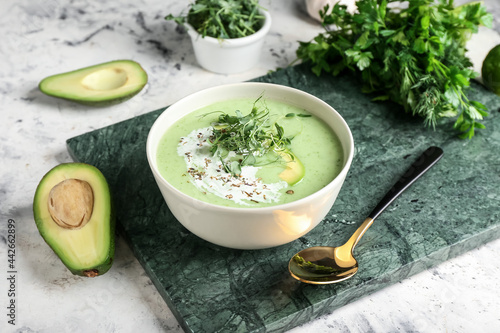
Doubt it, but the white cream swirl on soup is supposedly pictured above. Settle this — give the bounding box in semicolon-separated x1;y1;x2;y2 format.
177;127;288;205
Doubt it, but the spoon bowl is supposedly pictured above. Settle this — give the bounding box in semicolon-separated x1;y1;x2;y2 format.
289;146;444;284
289;247;358;284
289;217;373;284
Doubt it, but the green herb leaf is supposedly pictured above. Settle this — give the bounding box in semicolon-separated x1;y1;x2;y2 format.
165;0;265;39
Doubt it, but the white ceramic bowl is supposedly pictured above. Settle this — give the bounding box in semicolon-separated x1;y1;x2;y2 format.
146;83;354;250
186;10;271;74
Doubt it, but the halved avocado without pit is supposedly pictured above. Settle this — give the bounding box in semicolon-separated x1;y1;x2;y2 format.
39;60;148;106
33;163;115;277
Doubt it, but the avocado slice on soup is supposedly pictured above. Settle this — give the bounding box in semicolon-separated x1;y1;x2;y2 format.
33;163;115;277
39;60;147;106
278;151;305;185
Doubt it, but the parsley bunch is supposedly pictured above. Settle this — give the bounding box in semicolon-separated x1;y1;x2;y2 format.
165;0;264;39
296;0;492;138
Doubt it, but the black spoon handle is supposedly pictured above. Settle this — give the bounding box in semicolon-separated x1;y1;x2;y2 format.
368;146;444;220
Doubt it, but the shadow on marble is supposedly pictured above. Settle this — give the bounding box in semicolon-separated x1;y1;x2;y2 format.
24;86;102;111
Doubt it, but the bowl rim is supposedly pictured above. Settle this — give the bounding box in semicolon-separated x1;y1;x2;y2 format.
185;9;272;47
146;82;354;213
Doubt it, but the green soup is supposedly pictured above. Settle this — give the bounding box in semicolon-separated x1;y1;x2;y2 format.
157;98;344;208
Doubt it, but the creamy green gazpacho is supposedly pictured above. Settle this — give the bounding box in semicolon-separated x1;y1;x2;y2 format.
156;97;343;208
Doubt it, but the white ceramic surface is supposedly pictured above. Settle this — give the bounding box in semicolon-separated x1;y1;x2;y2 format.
147;82;354;249
186;10;272;74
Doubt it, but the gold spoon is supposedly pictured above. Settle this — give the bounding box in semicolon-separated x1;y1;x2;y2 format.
289;146;444;284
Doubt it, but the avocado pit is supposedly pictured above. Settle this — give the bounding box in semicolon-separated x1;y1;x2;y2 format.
48;178;94;230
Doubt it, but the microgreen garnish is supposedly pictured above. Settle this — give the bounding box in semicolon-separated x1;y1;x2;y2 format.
165;0;265;39
285;113;312;118
293;255;343;274
206;97;304;176
295;0;493;139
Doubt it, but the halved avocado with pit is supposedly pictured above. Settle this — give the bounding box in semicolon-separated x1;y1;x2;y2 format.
33;163;115;277
39;60;148;106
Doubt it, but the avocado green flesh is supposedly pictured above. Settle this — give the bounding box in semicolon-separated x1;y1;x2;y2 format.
278;151;305;185
33;163;115;277
39;60;148;105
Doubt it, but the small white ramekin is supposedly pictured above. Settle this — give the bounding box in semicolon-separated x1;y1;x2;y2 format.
185;10;272;74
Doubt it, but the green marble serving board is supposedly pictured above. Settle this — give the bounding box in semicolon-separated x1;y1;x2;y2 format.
67;64;500;333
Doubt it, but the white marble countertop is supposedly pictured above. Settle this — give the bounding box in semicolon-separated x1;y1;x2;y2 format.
1;0;499;332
